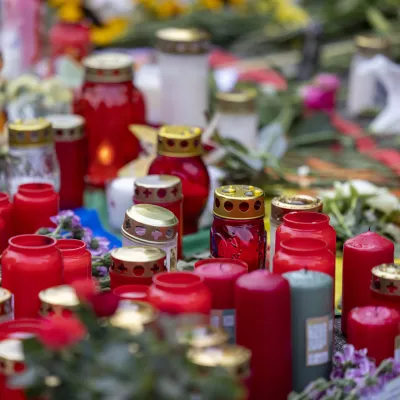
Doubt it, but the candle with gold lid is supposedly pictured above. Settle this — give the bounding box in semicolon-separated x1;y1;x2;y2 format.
38;285;79;317
121;204;178;271
110;246;167;289
371;263;400;312
6;118;60;196
148;125;210;235
216;89;258;150
0;289;13;322
270;194;323;270
176;324;229;349
211;185;266;272
156;28;210;127
134;175;183;259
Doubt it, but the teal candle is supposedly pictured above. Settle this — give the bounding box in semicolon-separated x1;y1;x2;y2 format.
283;269;333;392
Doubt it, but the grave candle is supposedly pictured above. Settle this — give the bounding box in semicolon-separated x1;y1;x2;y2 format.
0;193;13;253
283;270;333;392
341;231;394;335
347;306;400;364
236;270;292;400
113;285;150;303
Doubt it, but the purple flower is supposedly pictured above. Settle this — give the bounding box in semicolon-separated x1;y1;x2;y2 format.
82;228;93;243
88;236;110;256
95;266;108;277
51;210;81;230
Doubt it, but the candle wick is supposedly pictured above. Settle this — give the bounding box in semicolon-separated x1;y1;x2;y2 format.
368;227;371;232
304;267;308;273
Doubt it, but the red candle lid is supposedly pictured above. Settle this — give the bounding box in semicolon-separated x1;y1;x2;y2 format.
194;258;248;279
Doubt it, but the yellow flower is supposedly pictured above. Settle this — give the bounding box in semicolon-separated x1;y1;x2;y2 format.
274;2;309;25
154;0;177;19
91;18;130;46
58;3;84;23
48;0;81;8
199;0;223;10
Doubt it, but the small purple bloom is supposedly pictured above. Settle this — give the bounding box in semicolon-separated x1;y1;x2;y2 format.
88;236;110;256
82;228;93;244
96;266;108;277
51;210;81;229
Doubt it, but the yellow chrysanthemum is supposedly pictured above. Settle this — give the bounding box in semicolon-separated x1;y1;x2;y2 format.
90;18;130;46
274;2;309;25
199;0;223;10
58;3;84;23
154;0;179;19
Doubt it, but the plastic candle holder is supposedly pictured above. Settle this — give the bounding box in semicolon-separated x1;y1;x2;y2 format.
0;192;13;253
113;285;150;303
13;183;59;235
2;235;63;318
210;185;266;272
341;231;394;335
347;306;400;364
75;53;145;187
38;285;79;318
56;239;92;284
148;272;211;318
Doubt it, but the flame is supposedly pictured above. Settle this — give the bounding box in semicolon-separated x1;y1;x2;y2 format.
97;143;114;166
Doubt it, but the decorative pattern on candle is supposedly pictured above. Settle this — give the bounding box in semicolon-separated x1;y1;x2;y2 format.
371;263;400;296
306;315;330;366
39;285;79;317
0;289;13;322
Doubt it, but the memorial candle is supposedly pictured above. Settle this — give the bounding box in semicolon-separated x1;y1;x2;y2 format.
113;285;150;303
283;270;333;392
341;231;394;335
194;258;248;343
0;193;13;253
235;270;292;400
370;264;400;313
347;306;400;364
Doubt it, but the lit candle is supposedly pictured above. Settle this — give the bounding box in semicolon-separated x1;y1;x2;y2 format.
283;270;333;392
194;258;248;343
347;306;400;364
235;270;292;400
341;231;394;335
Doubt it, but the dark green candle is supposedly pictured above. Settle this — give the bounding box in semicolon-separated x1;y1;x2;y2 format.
283;269;333;392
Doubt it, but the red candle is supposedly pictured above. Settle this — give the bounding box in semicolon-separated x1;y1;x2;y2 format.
273;238;335;279
13;183;59;235
148;126;210;235
370;264;400;313
113;285;149;303
194;258;248;342
148;272;211;318
235;270;292;400
347;306;400;364
56;239;92;284
48;114;87;210
0;192;13;253
2;235;63;318
341;231;394;335
134;175;183;259
275;212;336;257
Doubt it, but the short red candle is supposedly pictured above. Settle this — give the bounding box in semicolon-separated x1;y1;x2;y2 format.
113;285;149;302
236;270;292;400
273;238;335;279
13;183;59;235
347;306;400;364
341;231;394;335
275;212;336;257
148;272;211;317
194;258;248;342
0;193;13;253
56;239;92;284
2;235;63;318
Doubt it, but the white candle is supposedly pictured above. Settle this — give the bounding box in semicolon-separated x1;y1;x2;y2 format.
156;28;210;127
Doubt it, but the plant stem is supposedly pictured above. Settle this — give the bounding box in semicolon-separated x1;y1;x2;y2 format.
49;224;62;239
330;202;353;238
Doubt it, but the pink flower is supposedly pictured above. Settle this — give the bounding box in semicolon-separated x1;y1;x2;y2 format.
315;73;341;91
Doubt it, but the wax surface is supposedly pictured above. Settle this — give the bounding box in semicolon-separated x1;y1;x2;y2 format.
283;270;333;392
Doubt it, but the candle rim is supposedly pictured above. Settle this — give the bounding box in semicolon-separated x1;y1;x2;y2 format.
153;271;204;292
9;234;57;251
194;258;248;276
283;269;333;288
280;237;328;253
349;306;400;325
283;211;330;228
345;231;395;250
0;192;10;205
56;239;87;256
113;284;149;298
17;183;55;196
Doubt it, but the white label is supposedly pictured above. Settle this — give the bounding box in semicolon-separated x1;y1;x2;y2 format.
306;315;329;366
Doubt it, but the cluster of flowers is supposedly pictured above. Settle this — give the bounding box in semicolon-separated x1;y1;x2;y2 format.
39;210;112;278
292;345;400;399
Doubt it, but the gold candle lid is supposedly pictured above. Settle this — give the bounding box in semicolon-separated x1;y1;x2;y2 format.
371;263;400;296
213;185;265;220
355;35;391;57
216;89;257;114
0;288;12;317
188;345;251;378
176;325;229;349
39;285;79;317
110;301;157;334
157;125;203;157
271;194;323;225
46;114;85;142
8;118;53;147
83;53;133;83
110;246;167;278
134;175;182;204
156;28;211;55
122;204;178;244
0;339;24;376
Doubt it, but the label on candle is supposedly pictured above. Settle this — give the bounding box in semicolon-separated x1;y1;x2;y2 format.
170;247;177;271
210;309;236;343
395;336;400;362
306;315;330;366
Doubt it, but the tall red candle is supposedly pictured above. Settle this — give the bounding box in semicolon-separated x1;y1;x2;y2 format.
2;235;63;318
348;306;400;364
56;239;91;284
13;183;59;235
0;193;13;253
341;231;394;335
148;126;210;235
194;258;248;343
235;270;292;400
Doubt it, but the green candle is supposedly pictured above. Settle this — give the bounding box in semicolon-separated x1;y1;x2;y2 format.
283;269;333;392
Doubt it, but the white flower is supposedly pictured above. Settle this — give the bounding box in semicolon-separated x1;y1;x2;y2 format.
367;189;400;214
